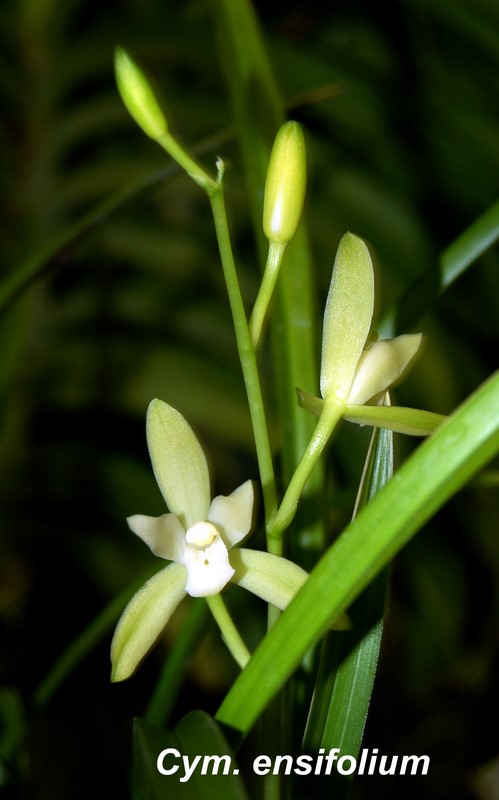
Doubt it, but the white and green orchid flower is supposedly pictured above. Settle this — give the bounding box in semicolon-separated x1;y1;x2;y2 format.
111;399;347;682
300;232;445;436
270;233;445;537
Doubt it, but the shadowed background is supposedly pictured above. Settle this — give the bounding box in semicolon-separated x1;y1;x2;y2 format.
0;1;498;798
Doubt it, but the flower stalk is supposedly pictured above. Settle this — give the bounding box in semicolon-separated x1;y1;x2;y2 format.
269;231;436;538
269;395;345;540
206;594;251;669
112;48;443;695
208;177;278;532
115;46;277;530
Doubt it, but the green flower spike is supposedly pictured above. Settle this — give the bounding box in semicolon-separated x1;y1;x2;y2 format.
111;400;345;682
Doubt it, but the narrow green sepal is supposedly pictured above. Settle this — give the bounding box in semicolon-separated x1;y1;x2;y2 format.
298;388;445;435
111;563;187;682
344;404;446;436
146;399;211;529
320;233;375;401
231;548;350;630
115;47;167;140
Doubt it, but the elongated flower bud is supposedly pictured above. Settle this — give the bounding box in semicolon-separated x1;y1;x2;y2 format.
114;47;167;140
263;121;306;244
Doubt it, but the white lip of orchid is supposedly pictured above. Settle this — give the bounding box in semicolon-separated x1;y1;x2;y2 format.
183;519;235;597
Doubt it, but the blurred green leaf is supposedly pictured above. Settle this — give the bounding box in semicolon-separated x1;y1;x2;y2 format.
34;567;157;707
132;713;248;800
0;687;26;790
388;199;499;334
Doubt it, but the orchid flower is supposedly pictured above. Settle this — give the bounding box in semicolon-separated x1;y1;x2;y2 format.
299;232;445;436
270;233;445;537
111;399;348;682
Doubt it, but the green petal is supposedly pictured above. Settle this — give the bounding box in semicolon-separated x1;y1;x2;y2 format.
127;513;186;562
146;399;211;529
320;233;374;401
111;562;187;682
348;333;423;405
230;549;350;630
208;480;254;548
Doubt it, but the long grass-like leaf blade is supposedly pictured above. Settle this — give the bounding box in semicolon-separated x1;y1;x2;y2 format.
216;371;499;741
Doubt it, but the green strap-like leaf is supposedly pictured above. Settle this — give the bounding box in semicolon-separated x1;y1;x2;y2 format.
384;198;499;334
34;566;158;707
230;548;349;629
302;423;393;797
216;371;499;741
0;163;178;315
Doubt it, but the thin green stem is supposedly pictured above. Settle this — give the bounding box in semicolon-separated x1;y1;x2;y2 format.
208;183;278;529
249;240;287;348
270;396;345;540
206;594;251;669
157;132;218;194
145;598;208;727
156;133;278;543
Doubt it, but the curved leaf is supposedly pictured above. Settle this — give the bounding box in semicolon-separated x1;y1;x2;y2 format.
216;372;499;740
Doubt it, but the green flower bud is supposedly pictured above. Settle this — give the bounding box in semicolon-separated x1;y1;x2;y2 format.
263;121;306;244
114;47;167;140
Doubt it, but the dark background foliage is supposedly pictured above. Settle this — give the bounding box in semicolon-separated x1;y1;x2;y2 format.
0;1;498;798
